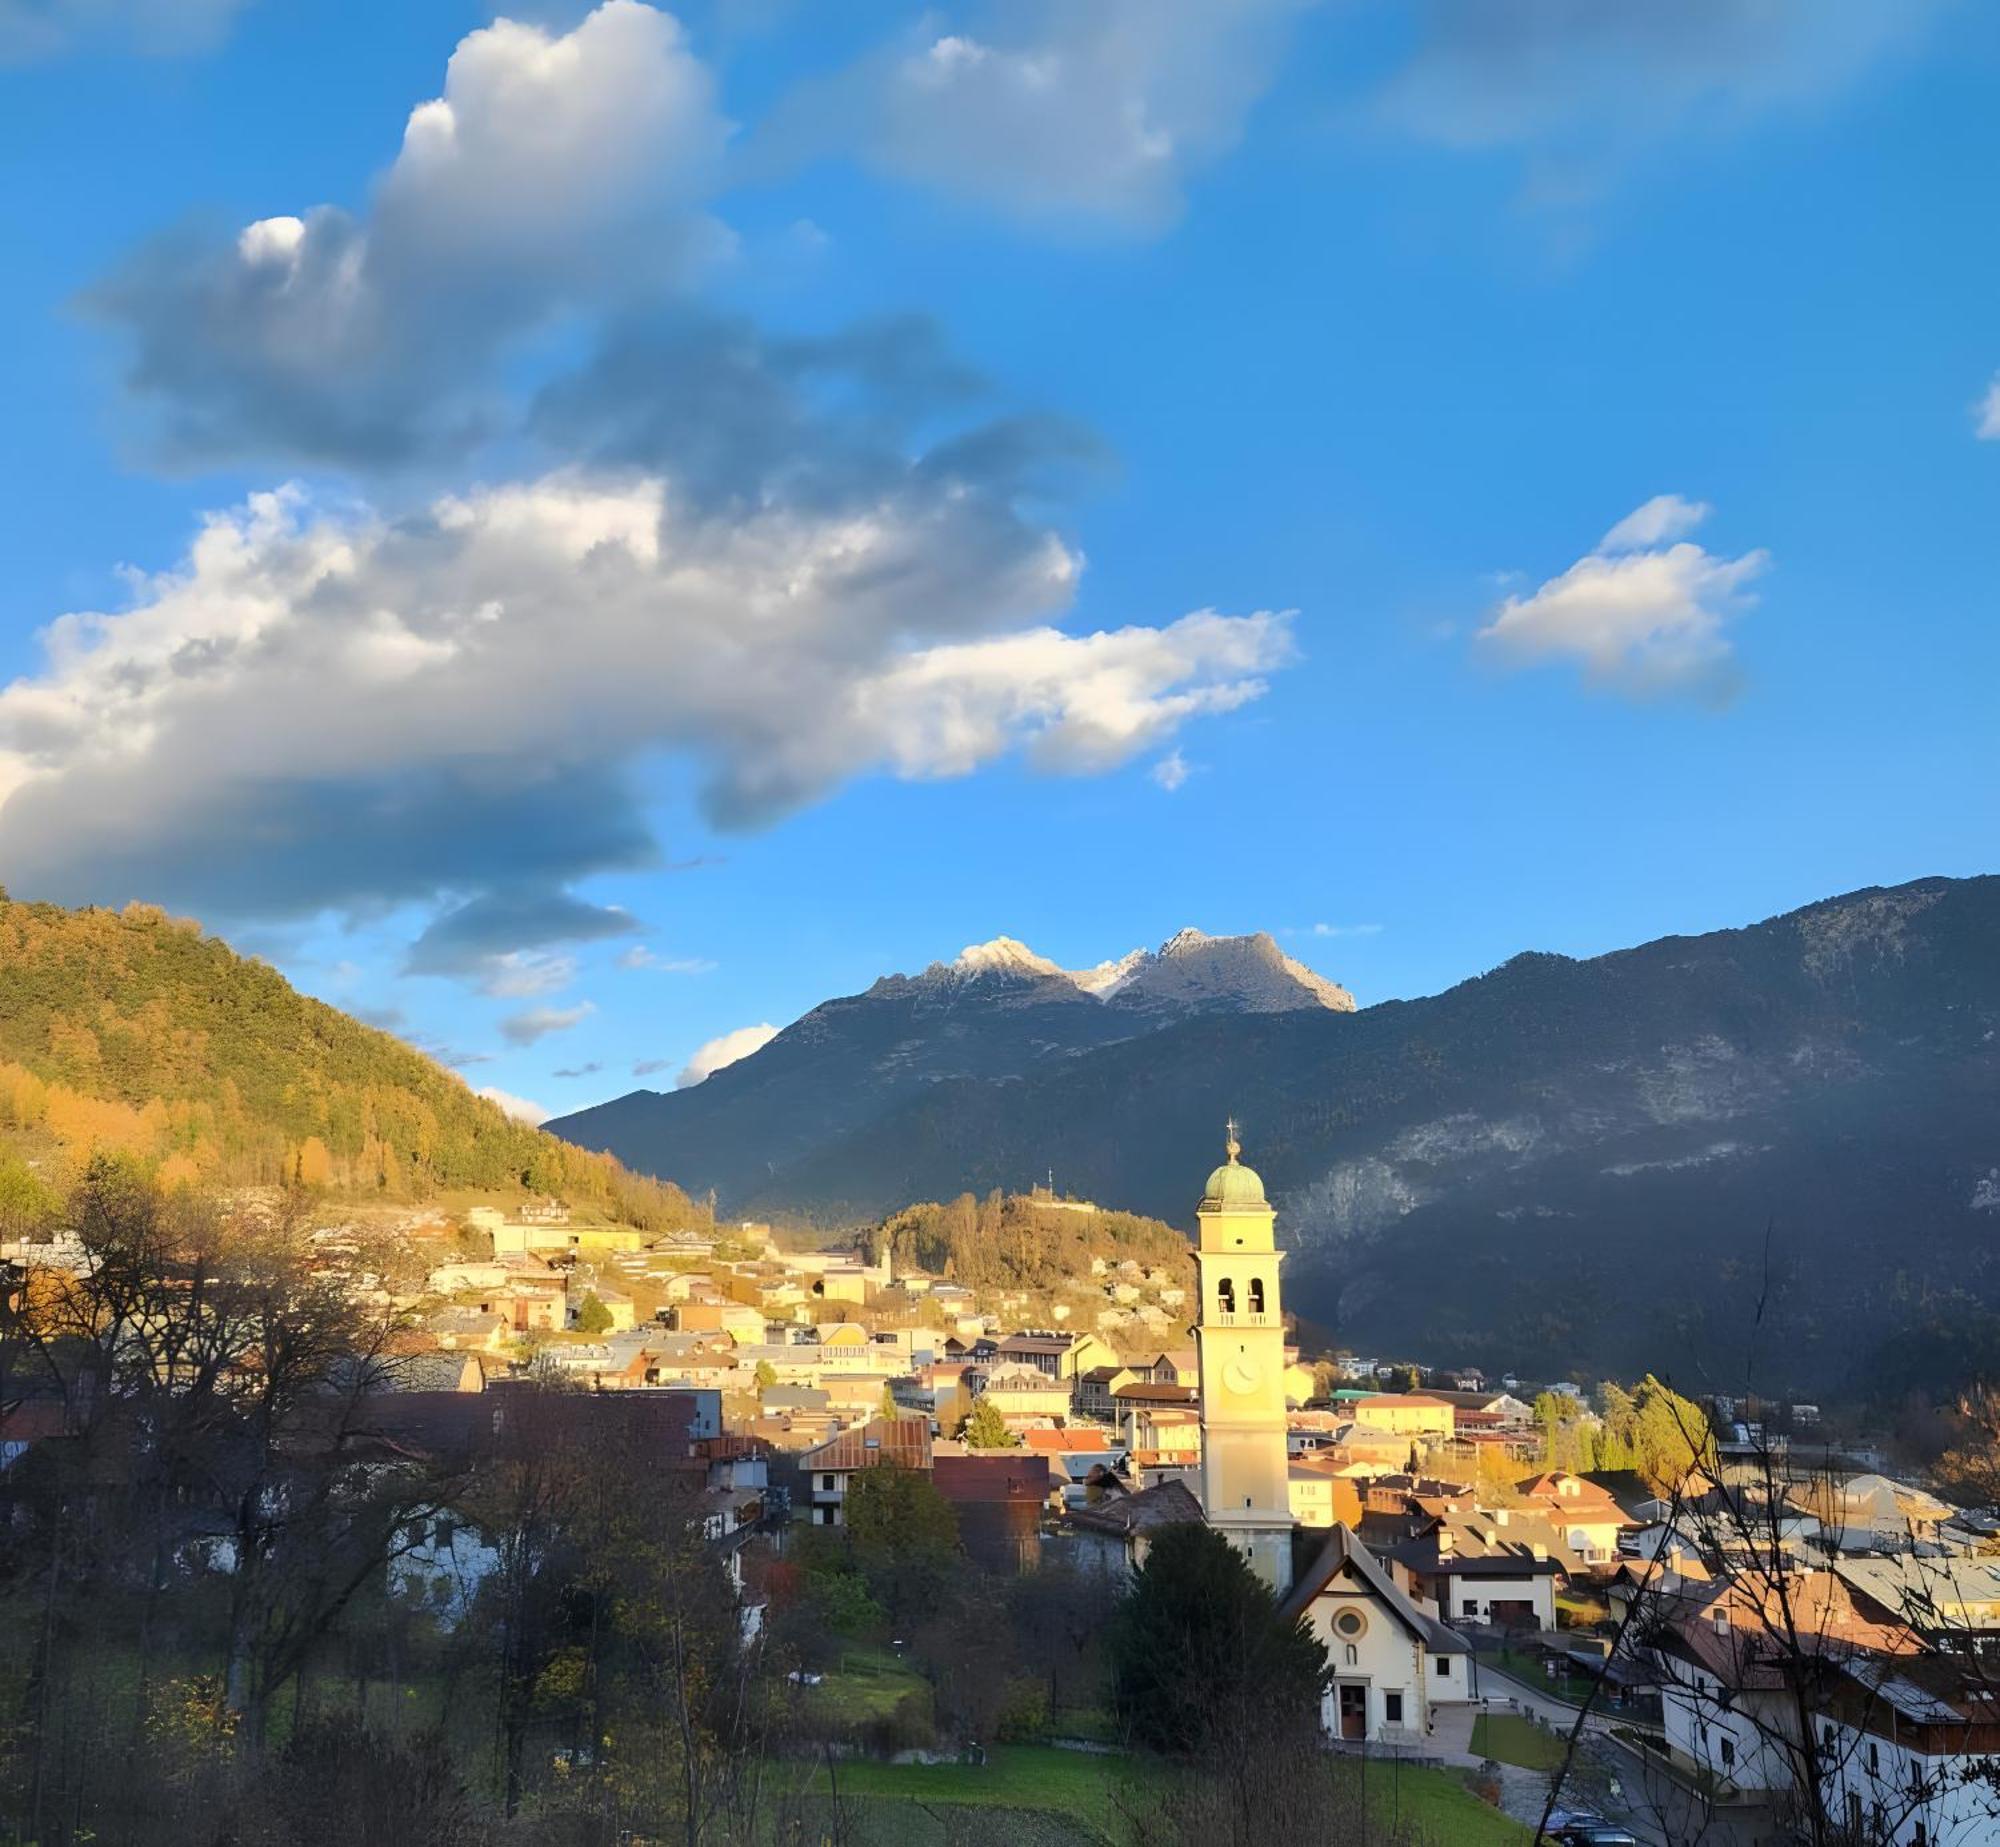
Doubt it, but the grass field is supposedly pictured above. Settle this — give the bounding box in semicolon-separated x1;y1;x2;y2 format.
1483;1645;1601;1706
802;1646;932;1724
1471;1711;1568;1772
1364;1760;1535;1845
798;1744;1532;1846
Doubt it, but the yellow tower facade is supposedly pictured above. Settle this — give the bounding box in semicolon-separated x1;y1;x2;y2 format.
1192;1127;1295;1596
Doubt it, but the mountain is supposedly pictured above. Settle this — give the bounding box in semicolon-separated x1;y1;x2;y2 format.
549;927;1354;1209
555;878;2000;1395
0;894;706;1231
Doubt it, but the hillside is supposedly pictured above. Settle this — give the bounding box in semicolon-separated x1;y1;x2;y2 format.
0;894;706;1230
557;877;2000;1395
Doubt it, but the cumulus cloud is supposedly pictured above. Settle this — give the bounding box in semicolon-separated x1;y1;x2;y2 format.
1379;0;1934;155
1151;749;1190;792
1477;497;1767;701
476;1085;551;1125
87;2;729;465
676;1022;778;1088
759;0;1314;229
0;0;250;62
499;1002;595;1046
0;472;1289;928
1977;376;2000;441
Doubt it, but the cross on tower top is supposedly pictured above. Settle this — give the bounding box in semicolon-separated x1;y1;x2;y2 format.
1224;1117;1241;1162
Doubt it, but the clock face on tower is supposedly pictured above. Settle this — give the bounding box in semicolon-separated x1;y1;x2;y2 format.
1222;1355;1263;1396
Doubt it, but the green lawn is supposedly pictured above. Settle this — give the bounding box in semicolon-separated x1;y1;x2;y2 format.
806;1745;1140;1842
1367;1762;1535;1845
803;1646;930;1724
1484;1645;1600;1707
1471;1711;1567;1773
799;1744;1531;1847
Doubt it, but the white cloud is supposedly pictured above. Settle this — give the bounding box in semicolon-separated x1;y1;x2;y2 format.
476;1085;551;1125
1600;494;1710;552
676;1022;779;1088
0;474;1291;923
619;946;718;974
500;1002;595;1046
1478;498;1767;700
1311;922;1382;938
479;951;579;998
0;0;251;63
1379;0;1936;156
89;2;729;463
762;0;1313;229
1151;749;1190;792
1977;376;2000;441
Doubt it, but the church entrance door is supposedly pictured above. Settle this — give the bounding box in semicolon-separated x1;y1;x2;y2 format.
1337;1684;1367;1740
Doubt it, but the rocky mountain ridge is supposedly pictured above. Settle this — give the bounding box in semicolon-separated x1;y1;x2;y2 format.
551;876;2000;1396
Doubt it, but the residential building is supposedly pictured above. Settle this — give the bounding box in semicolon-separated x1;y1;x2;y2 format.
797;1415;933;1527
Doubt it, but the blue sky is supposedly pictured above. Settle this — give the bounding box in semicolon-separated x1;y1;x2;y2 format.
1;0;1996;1124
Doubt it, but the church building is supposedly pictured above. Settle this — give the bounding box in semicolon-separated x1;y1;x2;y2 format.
1191;1127;1297;1596
1190;1129;1470;1742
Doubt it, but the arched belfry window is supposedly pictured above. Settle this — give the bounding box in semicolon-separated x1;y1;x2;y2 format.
1217;1277;1236;1316
1249;1278;1266;1316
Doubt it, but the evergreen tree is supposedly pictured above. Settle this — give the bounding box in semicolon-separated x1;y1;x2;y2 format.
961;1396;1018;1449
1108;1523;1329;1760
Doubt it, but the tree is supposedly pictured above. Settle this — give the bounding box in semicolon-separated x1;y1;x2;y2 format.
960;1396;1017;1449
878;1381;900;1419
752;1358;778;1390
1108;1523;1329;1764
574;1290;612;1334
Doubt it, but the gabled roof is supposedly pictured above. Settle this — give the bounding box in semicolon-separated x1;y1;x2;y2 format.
1281;1524;1470;1656
799;1415;933;1474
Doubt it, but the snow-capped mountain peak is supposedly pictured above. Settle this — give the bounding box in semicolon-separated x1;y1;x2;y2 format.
950;935;1069;981
877;928;1355;1014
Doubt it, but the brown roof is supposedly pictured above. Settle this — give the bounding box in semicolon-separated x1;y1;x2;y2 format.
800;1414;933;1474
1069;1477;1206;1537
934;1454;1053;1505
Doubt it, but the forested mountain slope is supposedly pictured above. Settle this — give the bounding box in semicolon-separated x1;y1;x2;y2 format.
0;895;704;1229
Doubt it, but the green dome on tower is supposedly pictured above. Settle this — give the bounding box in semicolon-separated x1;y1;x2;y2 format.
1201;1124;1267;1209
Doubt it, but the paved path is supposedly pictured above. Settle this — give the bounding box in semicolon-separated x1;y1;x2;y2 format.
1442;1673;1773;1847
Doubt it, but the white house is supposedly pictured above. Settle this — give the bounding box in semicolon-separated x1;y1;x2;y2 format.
1281;1525;1471;1745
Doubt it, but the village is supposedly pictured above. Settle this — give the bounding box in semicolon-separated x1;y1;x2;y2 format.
21;1133;1968;1845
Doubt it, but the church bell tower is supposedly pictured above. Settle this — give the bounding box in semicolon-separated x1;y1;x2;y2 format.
1192;1125;1294;1596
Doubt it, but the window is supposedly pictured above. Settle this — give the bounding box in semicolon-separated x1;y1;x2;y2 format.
1249;1278;1265;1315
1217;1278;1236;1315
1463;1599;1478;1617
1867;1743;1880;1775
1720;1738;1735;1769
1436;1657;1452;1678
820;1473;836;1491
1334;1608;1367;1639
1384;1693;1404;1725
1344;1644;1358;1666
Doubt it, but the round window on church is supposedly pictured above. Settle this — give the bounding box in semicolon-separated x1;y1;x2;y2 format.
1334;1608;1367;1640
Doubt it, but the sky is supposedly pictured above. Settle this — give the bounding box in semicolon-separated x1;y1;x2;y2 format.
1;0;1996;1126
